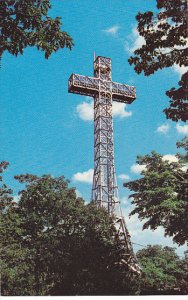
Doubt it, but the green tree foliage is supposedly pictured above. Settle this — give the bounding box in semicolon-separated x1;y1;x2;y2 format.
124;137;188;246
128;0;188;122
0;0;73;59
0;162;32;295
137;245;188;295
0;161;13;209
1;172;139;296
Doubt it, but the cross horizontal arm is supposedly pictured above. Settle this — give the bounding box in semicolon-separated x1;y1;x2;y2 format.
68;74;98;97
68;74;136;104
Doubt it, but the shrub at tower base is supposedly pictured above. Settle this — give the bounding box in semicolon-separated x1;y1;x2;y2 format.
1;170;139;296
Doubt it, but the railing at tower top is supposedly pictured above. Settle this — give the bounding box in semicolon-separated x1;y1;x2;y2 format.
68;74;99;97
94;56;111;68
68;74;136;103
111;82;136;103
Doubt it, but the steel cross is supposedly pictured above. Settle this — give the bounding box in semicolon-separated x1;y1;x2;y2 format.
68;56;136;214
68;56;140;273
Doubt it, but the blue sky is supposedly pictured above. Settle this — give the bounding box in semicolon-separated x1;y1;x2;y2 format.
1;0;188;255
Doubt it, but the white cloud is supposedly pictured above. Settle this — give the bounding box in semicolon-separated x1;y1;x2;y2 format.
156;123;170;134
103;25;120;36
130;164;146;174
76;100;93;121
173;64;188;77
72;169;94;184
125;27;145;54
176;124;188;135
118;174;130;181
113;102;132;118
77;99;132;121
162;154;178;163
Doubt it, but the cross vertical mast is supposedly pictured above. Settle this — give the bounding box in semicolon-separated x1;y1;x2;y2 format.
92;56;119;215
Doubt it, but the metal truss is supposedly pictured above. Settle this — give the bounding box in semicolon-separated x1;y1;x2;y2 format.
68;56;140;274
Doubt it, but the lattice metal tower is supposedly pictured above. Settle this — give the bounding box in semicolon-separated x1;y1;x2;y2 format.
68;55;140;273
